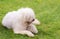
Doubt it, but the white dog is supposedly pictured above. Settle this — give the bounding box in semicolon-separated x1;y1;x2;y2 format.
2;8;40;37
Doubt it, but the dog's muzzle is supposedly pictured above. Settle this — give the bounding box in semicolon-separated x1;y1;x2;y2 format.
27;19;35;24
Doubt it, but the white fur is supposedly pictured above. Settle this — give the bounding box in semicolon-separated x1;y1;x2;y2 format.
2;8;40;37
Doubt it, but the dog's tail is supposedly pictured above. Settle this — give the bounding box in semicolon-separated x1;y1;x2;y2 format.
32;19;40;25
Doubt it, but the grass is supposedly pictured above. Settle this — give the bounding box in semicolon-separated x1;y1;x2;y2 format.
0;0;60;39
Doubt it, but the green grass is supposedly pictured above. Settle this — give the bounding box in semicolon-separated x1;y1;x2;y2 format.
0;0;60;39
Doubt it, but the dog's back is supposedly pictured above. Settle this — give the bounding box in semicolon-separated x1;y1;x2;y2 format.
2;11;17;29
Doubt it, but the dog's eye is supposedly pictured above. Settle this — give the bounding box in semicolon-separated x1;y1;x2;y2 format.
32;19;35;21
27;21;31;24
27;22;30;24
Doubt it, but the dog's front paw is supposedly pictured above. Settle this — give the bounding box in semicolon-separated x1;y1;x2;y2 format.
27;33;34;37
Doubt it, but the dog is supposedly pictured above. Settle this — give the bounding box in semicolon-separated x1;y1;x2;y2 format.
2;8;40;37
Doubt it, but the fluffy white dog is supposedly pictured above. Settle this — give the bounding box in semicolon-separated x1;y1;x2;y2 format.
2;8;40;37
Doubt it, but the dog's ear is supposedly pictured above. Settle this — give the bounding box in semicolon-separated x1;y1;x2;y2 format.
32;19;40;25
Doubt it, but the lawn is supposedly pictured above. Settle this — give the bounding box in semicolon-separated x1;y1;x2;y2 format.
0;0;60;39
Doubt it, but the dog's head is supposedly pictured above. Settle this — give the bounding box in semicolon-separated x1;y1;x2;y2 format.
24;8;35;24
19;8;35;25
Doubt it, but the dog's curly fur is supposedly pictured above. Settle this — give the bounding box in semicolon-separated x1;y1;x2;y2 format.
2;8;40;37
